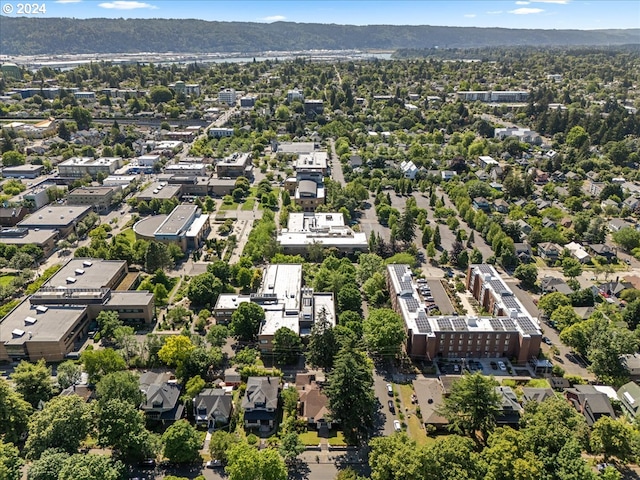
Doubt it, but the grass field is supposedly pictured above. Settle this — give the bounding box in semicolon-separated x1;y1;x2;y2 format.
119;228;136;244
219;202;239;210
241;198;256;211
0;274;16;288
299;430;346;446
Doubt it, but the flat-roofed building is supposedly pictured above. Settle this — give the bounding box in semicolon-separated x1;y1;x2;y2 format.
209;178;237;197
295;152;329;178
164;163;207;177
304;99;324;118
209;128;235;138
18;205;91;237
134;204;210;252
216;152;252;178
103;175;139;187
277;212;367;255
0;227;58;256
456;91;529;103
58;157;122;179
387;264;541;364
67;186;117;213
137;154;162;167
136;182;182;202
240;96;257;108
213;294;251;324
218;88;236;105
274;142;318;156
2;164;44;179
0;258;154;362
295;180;325;212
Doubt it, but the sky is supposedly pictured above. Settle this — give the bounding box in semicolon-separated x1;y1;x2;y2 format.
1;0;639;30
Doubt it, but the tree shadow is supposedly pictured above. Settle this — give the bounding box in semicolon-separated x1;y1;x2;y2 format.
287;459;311;480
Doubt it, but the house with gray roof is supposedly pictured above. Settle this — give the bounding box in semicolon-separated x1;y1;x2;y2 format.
139;371;184;424
565;385;615;426
193;388;233;428
242;376;280;431
617;381;640;419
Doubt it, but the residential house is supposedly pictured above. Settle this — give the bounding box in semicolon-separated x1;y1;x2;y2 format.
565;385;616;426
538;242;562;262
617;382;640;419
530;168;549;185
574;306;595;321
542;217;557;229
472;197;490;211
223;367;242;387
551;171;566;182
565;242;591;264
495;386;523;426
242;376;280;431
60;384;95;403
296;373;332;429
193;388;233;428
493;199;509;214
588;244;617;262
565;171;580;182
621;354;640;378
515;220;532;236
540;276;573;295
521;387;555;405
441;170;457;181
550;376;570;391
623;196;640;211
139;372;184;424
475;170;489;181
514;242;533;263
348;155;363;168
598;279;634;299
609;218;633;232
535;198;552;210
400;160;418;180
478;156;498;169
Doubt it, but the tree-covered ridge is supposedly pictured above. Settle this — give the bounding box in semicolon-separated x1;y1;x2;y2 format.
1;17;639;55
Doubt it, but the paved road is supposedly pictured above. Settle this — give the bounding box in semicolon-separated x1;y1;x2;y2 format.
372;363;396;437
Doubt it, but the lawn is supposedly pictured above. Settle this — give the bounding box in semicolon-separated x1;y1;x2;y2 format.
219;202;239;210
299;431;321;446
526;378;551;388
0;274;16;288
327;431;346;446
119;228;136;244
241;198;256;211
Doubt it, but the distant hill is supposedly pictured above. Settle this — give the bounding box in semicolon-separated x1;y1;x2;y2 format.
1;17;639;56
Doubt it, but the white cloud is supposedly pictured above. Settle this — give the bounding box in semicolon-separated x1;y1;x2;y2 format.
515;1;530;4
486;10;503;14
98;1;157;10
464;14;477;18
533;0;569;3
55;0;82;3
261;15;286;22
509;7;545;14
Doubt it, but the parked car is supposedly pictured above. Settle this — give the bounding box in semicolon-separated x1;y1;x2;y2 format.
387;383;393;396
138;459;156;469
393;420;402;432
205;460;222;469
542;336;552;345
490;361;498;370
498;361;507;371
388;400;395;413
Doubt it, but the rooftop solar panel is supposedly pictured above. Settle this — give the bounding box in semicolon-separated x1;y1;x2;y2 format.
517;317;539;334
452;318;468;331
502;318;517;331
416;311;432;333
490;279;508;294
437;318;453;330
403;297;420;312
502;295;521;310
490;318;504;331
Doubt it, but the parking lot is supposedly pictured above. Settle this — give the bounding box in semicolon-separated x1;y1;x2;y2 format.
436;357;519;376
419;278;455;315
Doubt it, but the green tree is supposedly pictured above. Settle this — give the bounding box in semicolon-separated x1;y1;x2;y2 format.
514;264;538;290
272;327;302;365
11;359;53;408
96;310;123;343
550;305;581;331
623;299;640;330
206;324;229;347
162;420;202;464
0;439;22;480
423;435;485;479
96;370;143;407
396;209;417;245
145;241;173;273
566;126;589;149
81;348;126;384
562;257;583;279
590;416;638;463
26;449;69;480
433;226;442;248
187;272;223;306
56;361;81;389
230;302;265;342
1;150;26;166
437;372;500;442
71;106;92;130
158;335;196;368
25;395;92;459
356;253;385;284
150;85;174;103
369;433;426;480
278;432;305;466
482;427;544;480
209;431;240;464
612;227;640;251
58;453;123;480
226;443;287;480
154;283;169;305
307;306;339;371
337;284;362;313
363;308;406;358
537;292;571;318
325;348;376;445
0;378;31;444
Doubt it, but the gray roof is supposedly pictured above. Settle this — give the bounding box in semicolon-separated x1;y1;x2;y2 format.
242;376;279;411
155;204;197;236
140;372;182;414
0;228;57;246
194;388;233;421
44;258;126;290
522;387;555;404
18;205;91;229
298;179;318;197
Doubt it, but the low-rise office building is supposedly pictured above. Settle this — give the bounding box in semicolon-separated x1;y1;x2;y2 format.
387;264;541;364
58;157;122;179
0;258;154;362
136;182;182;202
2;164;44;179
209;128;235;138
18;205;91;237
164;163;208;177
216;153;252;178
133;204;210;252
0;207;27;227
456;91;529;103
0;227;58;256
67;186;118;213
277;212;367;255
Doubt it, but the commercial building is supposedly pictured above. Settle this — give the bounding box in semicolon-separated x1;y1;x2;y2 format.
240;96;257;108
287;89;304;103
58;157;122;179
295;152;329;179
133;204;210;252
216;152;252;178
18;205;91;237
0;207;27;227
136;182;182;202
282;151;329;212
277;212;367;255
67;186;118;213
304;99;324;117
209;128;235;138
387;264;541;364
2;164;44;179
456;91;529;103
273;142;318;156
213;264;336;351
494;127;542;145
0;258;154;362
103;175;139;187
0;227;58;256
164;163;208;177
218;88;237;105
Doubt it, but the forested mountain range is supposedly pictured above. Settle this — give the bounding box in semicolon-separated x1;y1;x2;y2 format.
1;16;638;56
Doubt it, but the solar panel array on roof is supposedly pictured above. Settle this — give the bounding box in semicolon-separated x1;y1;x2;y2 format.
437;318;453;330
517;317;539;334
490;318;504;331
502;295;521;310
502;318;517;331
403;297;420;312
490;279;508;294
478;264;494;274
452;318;468;331
416;311;432;333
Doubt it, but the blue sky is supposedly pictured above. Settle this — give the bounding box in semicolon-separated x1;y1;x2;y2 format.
3;1;639;30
